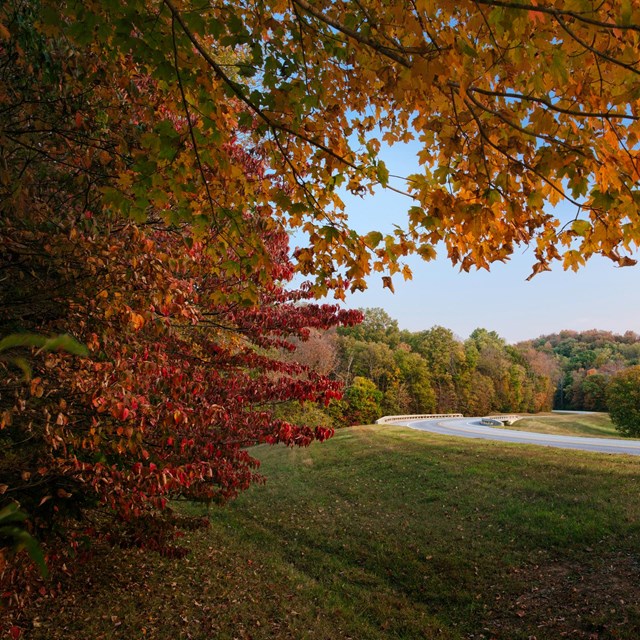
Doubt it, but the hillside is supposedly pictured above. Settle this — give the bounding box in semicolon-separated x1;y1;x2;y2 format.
26;426;640;640
524;330;640;410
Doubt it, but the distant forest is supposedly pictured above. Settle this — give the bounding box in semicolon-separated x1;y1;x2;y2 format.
280;308;640;425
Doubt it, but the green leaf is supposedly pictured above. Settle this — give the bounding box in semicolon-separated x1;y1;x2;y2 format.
227;14;245;35
0;334;47;352
417;244;437;260
206;18;224;38
551;51;569;83
251;42;264;66
183;11;206;34
486;189;501;205
0;503;27;525
344;13;359;29
408;206;425;224
459;40;477;58
376;161;389;187
10;356;32;381
40;334;89;356
571;219;591;236
620;0;632;25
0;505;48;578
102;187;128;210
0;333;88;357
238;112;254;128
153;61;176;83
527;191;544;208
8;528;49;577
434;166;450;184
68;11;98;45
569;176;589;199
590;189;616;210
321;226;340;243
364;231;383;247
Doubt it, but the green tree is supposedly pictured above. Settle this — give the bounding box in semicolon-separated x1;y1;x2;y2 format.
606;366;640;436
466;371;496;416
342;377;383;425
338;308;401;346
381;380;413;416
338;337;398;391
467;329;510;410
528;331;640;410
394;347;437;414
410;326;468;412
581;373;609;412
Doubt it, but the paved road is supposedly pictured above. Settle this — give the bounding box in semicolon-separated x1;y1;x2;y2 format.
404;416;640;456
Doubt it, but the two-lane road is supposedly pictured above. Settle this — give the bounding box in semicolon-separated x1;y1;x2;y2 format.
404;417;640;456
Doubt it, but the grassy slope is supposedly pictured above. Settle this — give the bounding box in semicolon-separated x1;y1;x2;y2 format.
508;412;624;438
28;426;640;640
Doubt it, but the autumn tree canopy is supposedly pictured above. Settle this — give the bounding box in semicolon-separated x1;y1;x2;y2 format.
5;0;638;295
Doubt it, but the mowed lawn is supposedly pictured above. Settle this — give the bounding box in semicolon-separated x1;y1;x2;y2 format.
28;425;640;640
508;412;627;439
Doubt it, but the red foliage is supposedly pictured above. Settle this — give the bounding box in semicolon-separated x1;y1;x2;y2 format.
0;202;361;621
2;213;361;508
0;6;362;621
74;221;359;508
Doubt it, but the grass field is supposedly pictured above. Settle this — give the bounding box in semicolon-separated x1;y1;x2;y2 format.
507;412;624;438
26;425;640;639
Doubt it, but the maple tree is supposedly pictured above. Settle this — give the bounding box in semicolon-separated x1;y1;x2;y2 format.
5;0;637;294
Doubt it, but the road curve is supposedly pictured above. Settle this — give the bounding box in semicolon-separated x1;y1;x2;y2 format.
404;417;640;456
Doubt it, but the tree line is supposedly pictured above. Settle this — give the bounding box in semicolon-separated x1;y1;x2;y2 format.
288;310;640;429
526;330;640;412
282;308;557;425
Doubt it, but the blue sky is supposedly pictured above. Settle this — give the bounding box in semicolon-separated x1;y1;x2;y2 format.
341;248;640;344
315;143;640;344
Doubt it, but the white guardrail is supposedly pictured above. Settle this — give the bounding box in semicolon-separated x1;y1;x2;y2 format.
376;413;463;424
480;415;521;426
376;413;522;426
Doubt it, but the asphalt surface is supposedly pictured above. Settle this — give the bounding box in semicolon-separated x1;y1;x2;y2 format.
404;416;640;456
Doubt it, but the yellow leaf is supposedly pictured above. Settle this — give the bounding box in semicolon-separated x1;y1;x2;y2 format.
130;312;145;330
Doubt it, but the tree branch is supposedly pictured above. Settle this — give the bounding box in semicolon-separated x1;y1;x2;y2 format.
449;82;639;121
163;0;358;170
472;0;640;33
290;0;412;67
